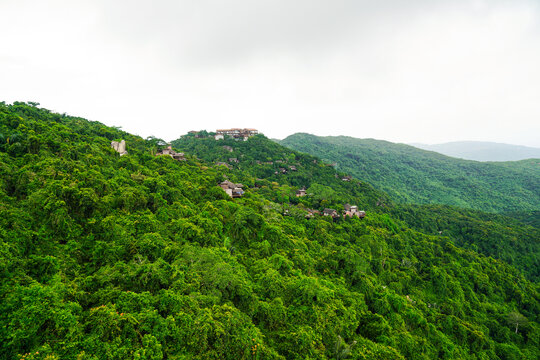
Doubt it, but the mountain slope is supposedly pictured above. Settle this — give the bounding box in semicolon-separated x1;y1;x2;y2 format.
1;102;539;360
387;204;540;281
174;133;540;281
279;133;540;213
411;141;540;161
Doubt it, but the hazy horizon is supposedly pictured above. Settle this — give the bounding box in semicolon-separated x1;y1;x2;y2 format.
2;0;540;147
408;140;540;148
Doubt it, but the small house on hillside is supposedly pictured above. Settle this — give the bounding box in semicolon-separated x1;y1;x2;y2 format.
156;145;185;161
296;188;307;197
341;175;352;182
223;145;234;152
323;208;340;218
343;204;366;219
219;180;244;198
305;209;320;219
289;165;297;171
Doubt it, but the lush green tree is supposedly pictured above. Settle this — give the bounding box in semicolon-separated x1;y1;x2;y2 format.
507;311;529;334
0;102;538;360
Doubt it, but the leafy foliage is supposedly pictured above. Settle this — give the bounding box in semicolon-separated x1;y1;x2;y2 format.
387;204;540;281
0;102;538;359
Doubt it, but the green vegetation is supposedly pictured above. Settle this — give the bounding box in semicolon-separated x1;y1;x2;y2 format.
279;133;540;213
1;102;539;359
386;204;540;282
171;134;390;213
505;210;540;229
175;134;540;281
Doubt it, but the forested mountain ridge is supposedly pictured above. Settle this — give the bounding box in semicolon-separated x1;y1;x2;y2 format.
171;134;392;213
410;141;540;162
173;134;540;282
279;133;540;213
1;102;539;360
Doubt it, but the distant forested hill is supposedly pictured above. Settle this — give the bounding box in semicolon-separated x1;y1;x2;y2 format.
1;102;539;360
279;133;540;213
411;141;540;162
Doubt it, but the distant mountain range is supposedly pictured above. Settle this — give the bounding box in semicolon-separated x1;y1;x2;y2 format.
279;133;540;213
409;141;540;161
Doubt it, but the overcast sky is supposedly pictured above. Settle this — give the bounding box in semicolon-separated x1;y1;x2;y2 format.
1;0;539;146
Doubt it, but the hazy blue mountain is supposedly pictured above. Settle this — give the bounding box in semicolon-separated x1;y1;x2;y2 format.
410;141;540;161
279;133;540;213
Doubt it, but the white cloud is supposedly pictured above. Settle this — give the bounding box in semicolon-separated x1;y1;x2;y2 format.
1;0;539;146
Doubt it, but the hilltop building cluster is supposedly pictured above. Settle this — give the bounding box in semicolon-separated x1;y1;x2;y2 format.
214;128;258;141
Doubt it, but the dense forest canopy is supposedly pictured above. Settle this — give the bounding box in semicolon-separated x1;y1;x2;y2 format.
279;133;540;214
175;134;540;282
0;102;539;359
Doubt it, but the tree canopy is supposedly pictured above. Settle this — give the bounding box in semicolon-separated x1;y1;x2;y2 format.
0;102;538;359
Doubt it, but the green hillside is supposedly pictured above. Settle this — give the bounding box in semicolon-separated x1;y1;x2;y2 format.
279;133;540;213
1;102;539;360
386;204;540;281
174;134;540;282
